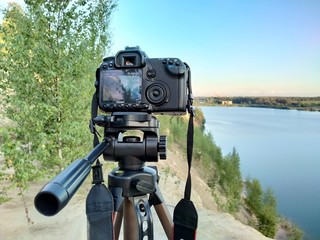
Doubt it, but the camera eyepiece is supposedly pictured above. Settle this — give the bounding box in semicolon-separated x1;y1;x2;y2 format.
115;46;147;68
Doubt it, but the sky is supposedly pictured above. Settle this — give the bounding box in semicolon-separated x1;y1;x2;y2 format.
1;0;320;97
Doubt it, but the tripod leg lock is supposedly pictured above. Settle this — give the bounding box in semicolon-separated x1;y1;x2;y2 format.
134;196;154;240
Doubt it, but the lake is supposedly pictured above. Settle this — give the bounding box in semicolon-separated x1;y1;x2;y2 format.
201;106;320;240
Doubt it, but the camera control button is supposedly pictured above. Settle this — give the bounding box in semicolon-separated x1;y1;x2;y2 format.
146;84;167;105
147;69;156;78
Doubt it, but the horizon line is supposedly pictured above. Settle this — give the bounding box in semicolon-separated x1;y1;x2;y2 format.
194;95;320;98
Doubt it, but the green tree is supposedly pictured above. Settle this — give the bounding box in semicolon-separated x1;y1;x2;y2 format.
194;107;205;130
245;178;278;238
258;188;277;237
245;177;263;215
0;0;116;189
218;148;242;212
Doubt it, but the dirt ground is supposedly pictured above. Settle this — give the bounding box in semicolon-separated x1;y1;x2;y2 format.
0;148;272;240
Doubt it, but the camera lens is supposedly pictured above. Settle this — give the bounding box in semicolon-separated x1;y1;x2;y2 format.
146;84;168;105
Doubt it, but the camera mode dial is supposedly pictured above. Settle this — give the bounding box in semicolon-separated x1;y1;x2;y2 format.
163;58;185;76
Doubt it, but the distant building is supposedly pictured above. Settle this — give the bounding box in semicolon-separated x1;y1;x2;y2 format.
221;100;233;106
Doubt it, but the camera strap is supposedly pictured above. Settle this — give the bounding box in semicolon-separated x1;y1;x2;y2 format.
90;92;101;147
88;93;115;240
173;64;198;240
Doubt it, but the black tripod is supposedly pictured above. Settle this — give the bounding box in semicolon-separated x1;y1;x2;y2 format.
35;113;174;239
87;112;173;239
98;160;172;239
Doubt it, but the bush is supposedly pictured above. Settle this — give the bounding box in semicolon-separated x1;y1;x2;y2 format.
245;178;277;238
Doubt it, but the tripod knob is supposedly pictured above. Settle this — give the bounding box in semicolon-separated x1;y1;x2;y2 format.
158;135;167;160
135;180;155;193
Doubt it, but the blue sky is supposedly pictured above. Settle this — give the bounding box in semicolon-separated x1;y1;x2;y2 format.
109;0;320;97
2;0;319;96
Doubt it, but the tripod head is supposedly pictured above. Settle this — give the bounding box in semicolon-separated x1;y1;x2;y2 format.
34;112;167;216
93;112;167;169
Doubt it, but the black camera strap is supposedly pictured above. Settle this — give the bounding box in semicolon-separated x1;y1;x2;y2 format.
88;91;114;240
90;92;102;147
173;64;198;240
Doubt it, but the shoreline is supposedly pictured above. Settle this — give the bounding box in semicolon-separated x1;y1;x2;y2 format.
197;104;320;112
194;96;320;112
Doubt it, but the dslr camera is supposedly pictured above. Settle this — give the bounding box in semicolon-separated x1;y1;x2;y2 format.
95;46;189;114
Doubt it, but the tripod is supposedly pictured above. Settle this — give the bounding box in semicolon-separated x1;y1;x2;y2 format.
85;112;173;239
87;158;173;239
35;112;196;239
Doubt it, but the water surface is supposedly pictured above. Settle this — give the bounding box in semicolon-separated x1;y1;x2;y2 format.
201;106;320;240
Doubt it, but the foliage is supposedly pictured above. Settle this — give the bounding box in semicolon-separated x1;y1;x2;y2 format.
245;177;278;238
258;188;277;237
245;177;263;215
0;181;12;203
158;107;242;213
0;0;117;189
217;148;242;212
0;193;11;204
278;218;303;240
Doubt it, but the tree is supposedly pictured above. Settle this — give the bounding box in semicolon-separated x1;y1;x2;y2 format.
1;0;117;189
245;177;263;215
218;148;242;212
245;178;278;238
258;188;277;237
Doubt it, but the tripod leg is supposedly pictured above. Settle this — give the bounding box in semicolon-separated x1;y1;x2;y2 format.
110;186;124;239
154;203;173;239
123;198;139;240
113;206;123;240
149;181;173;239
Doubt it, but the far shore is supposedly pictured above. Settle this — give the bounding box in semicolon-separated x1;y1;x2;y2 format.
194;96;320;112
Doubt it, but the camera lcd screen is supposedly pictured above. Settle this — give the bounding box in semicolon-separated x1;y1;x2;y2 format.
100;69;142;104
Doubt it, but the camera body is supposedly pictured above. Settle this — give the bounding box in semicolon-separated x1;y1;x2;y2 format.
96;47;188;114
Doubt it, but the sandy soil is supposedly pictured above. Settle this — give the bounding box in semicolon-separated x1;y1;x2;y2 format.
0;147;272;240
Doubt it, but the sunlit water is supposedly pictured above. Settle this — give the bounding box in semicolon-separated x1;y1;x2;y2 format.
201;106;320;240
